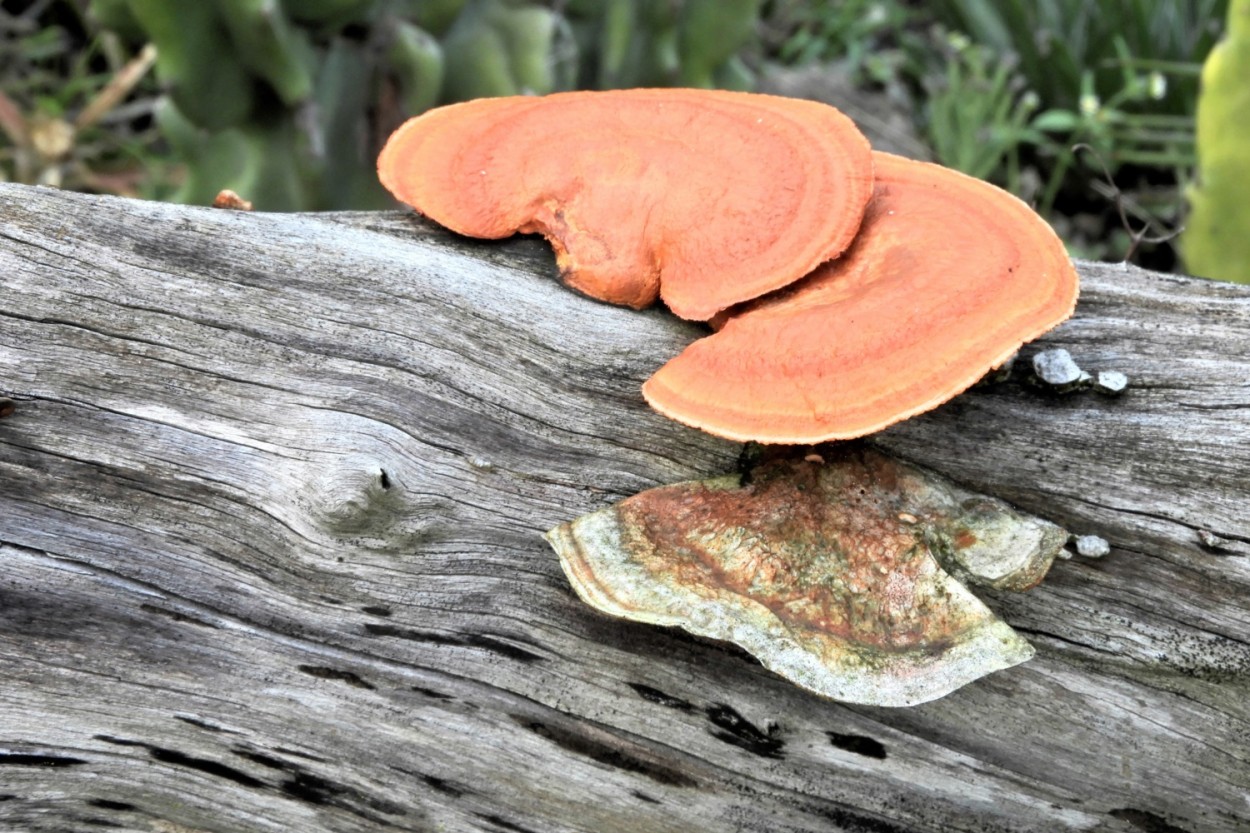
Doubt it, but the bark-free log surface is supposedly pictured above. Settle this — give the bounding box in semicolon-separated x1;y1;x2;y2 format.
1;183;1248;833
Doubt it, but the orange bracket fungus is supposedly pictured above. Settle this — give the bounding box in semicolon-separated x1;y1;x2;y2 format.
545;448;1068;707
377;89;873;321
642;152;1081;443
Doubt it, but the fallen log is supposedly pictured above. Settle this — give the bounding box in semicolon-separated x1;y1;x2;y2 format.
1;182;1247;833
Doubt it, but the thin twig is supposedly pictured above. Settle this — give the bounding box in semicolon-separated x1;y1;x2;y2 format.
1072;143;1183;262
76;44;158;131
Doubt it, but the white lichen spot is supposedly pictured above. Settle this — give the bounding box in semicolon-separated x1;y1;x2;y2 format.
1074;535;1110;558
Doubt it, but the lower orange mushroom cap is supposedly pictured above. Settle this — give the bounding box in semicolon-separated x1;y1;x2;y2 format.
642;152;1080;443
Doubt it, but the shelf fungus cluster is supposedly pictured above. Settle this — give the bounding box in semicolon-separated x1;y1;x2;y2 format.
378;88;1078;443
379;89;1079;704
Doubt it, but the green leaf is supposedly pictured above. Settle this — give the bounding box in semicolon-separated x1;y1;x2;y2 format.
1031;109;1080;132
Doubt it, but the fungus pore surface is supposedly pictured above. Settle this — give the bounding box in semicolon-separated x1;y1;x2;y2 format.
377;89;873;321
642;151;1080;442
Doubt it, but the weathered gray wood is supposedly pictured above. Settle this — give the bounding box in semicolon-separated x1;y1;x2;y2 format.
1;182;1247;833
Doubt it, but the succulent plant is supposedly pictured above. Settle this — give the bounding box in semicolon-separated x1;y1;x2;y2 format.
89;0;765;210
1185;0;1250;283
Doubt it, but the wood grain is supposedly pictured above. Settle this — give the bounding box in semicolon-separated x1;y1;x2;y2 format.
1;183;1247;833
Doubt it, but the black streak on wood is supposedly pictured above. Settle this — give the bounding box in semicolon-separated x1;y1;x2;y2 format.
364;623;545;664
826;732;888;760
1109;808;1196;833
704;705;785;759
512;715;699;789
94;737;266;789
476;813;540;833
296;665;376;690
627;682;695;712
0;754;87;767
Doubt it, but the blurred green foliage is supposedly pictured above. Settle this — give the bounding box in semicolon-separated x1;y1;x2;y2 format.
79;0;763;211
2;0;1234;276
767;0;1221;266
1184;0;1250;282
924;30;1192;222
924;0;1223;246
0;2;166;193
763;0;917;88
929;0;1223;114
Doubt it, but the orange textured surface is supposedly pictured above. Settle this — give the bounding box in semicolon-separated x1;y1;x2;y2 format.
643;152;1080;442
377;89;873;321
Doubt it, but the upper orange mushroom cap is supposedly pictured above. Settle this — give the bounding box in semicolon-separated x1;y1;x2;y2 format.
642;152;1080;443
377;89;873;321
